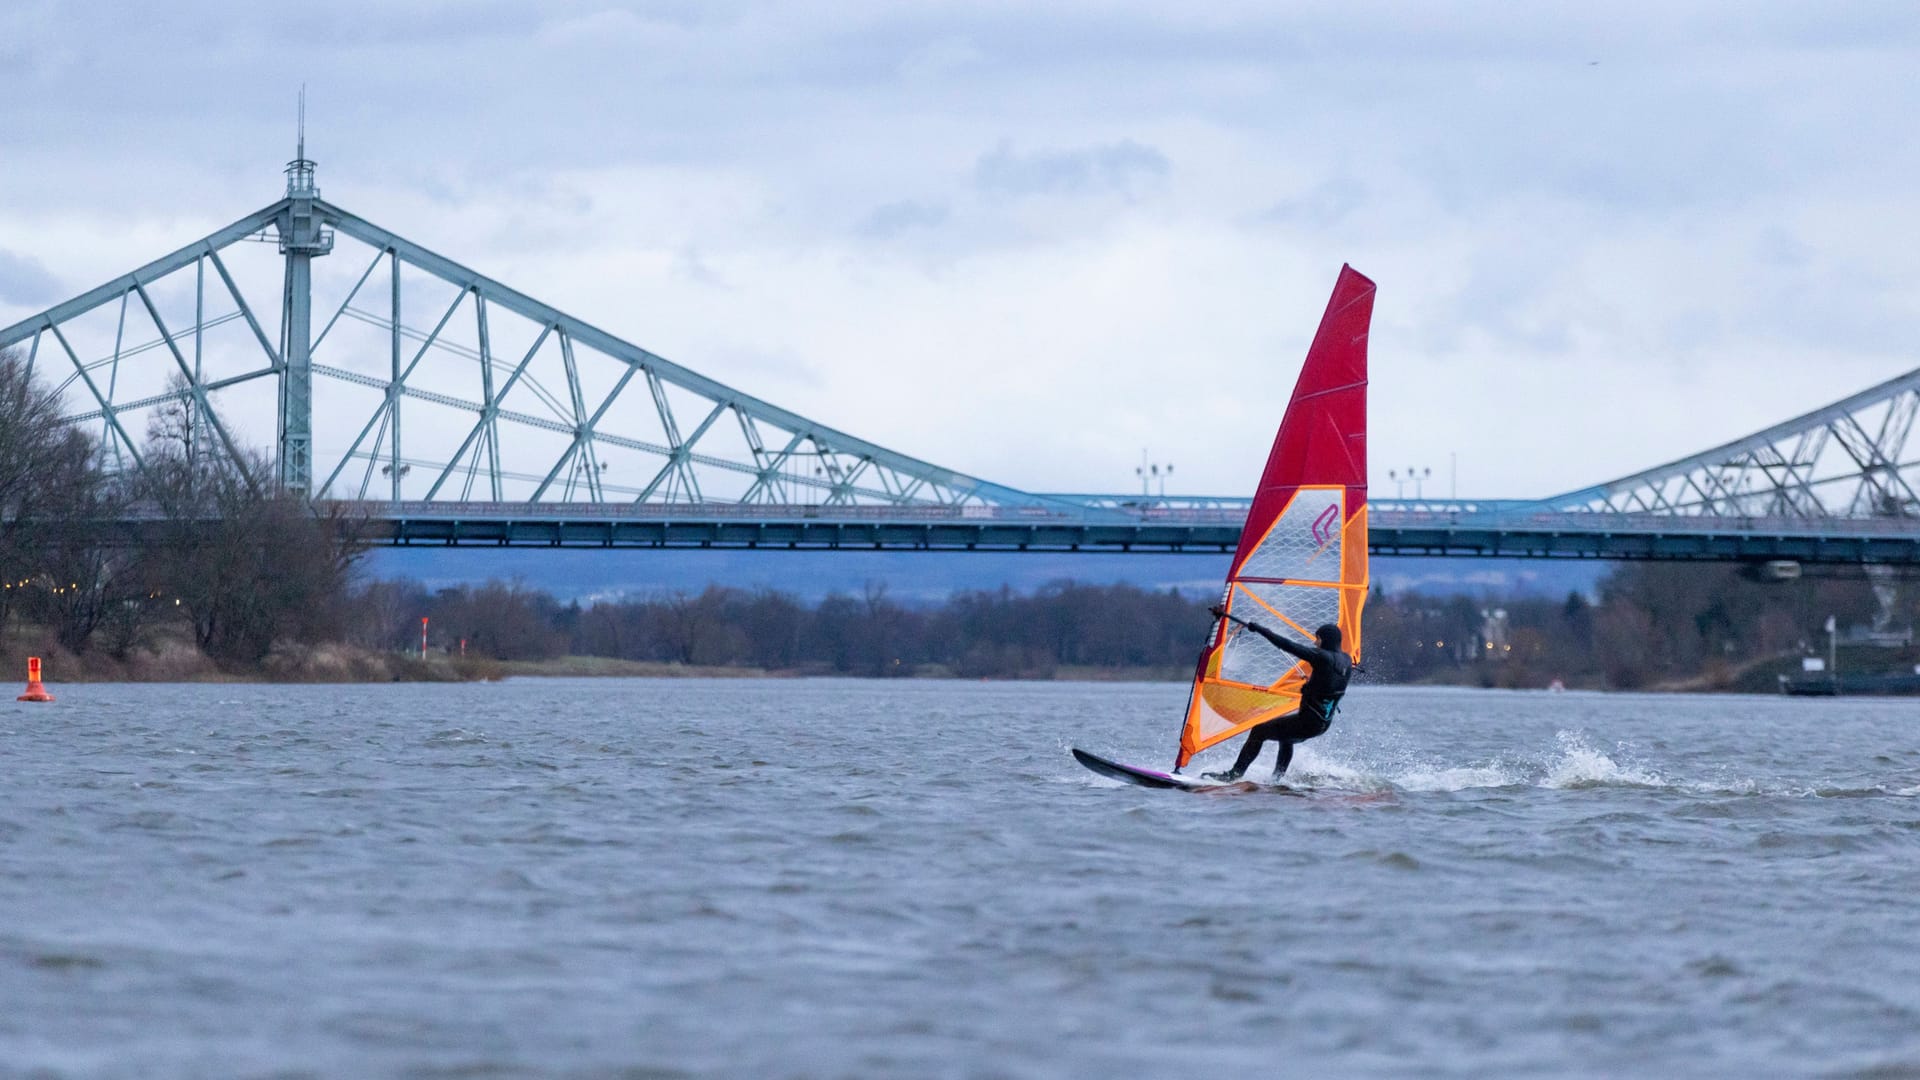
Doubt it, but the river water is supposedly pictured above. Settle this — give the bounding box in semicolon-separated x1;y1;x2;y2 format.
2;679;1918;1078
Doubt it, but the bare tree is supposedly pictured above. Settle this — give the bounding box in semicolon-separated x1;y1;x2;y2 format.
0;348;133;652
344;577;430;652
433;580;566;660
130;375;368;665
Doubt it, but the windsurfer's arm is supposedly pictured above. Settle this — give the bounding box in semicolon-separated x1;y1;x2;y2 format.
1210;606;1323;664
1261;628;1325;665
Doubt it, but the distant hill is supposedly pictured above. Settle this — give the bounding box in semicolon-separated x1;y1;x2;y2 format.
362;548;1606;605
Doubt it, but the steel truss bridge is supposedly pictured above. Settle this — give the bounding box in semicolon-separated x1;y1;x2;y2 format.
5;154;1920;565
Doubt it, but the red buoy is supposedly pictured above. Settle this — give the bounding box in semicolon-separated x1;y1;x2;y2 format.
18;657;53;702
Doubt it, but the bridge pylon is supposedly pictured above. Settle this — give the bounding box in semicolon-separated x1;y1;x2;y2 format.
276;104;333;497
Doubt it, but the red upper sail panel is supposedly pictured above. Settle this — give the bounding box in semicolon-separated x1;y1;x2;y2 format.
1229;265;1373;574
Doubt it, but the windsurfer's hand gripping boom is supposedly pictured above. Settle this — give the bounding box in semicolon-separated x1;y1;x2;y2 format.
1210;604;1305;658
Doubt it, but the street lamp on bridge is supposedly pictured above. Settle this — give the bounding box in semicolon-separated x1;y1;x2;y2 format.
1390;466;1432;499
1136;451;1173;498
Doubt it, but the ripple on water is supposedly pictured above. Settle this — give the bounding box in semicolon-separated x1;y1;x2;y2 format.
106;810;186;832
422;729;489;747
1686;954;1744;979
28;953;105;971
1343;849;1422;871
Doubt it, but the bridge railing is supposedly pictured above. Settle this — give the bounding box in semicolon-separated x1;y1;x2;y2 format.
1374;509;1920;536
327;500;1088;523
321;499;1920;538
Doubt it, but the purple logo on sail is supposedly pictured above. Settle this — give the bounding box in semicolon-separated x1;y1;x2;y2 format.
1311;504;1339;548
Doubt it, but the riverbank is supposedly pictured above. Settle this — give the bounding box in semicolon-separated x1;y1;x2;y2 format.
10;625;1916;693
493;656;1193;682
494;656;773;679
0;632;504;684
1;629;1197;684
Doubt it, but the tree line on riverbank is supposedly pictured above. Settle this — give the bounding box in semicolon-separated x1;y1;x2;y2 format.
346;578;1213;678
1364;563;1903;690
341;562;1904;689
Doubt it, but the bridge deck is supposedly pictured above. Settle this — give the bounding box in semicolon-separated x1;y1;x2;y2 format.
342;502;1920;564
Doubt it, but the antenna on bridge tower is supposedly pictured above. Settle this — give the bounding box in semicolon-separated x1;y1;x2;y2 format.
285;84;318;197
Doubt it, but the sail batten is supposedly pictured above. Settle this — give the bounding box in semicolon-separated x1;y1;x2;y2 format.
1175;266;1373;770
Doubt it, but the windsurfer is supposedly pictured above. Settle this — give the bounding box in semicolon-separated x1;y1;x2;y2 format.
1200;608;1352;781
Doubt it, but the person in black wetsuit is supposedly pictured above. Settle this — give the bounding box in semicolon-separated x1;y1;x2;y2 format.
1201;607;1352;782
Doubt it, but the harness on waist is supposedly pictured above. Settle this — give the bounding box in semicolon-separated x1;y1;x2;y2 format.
1306;695;1342;727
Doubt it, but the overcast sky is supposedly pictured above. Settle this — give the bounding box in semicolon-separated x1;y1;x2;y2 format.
3;1;1917;501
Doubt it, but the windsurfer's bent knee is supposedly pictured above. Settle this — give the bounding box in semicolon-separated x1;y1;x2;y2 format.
1201;611;1352;782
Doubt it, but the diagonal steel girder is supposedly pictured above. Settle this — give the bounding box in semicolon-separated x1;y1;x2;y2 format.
0;202;288;350
0;202;295;489
313;200;1084;511
1546;367;1920;521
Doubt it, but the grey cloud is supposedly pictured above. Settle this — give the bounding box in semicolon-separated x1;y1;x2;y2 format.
703;343;822;389
894;35;984;83
859;200;950;239
672;249;732;289
1437;252;1579;357
973;140;1169;198
1757;227;1813;269
0;249;61;308
1745;259;1911;358
1662;309;1727;355
1254;178;1369;228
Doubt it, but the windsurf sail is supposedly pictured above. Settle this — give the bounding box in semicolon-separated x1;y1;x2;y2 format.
1176;265;1373;770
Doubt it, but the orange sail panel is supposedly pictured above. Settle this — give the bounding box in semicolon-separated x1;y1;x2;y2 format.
1176;265;1373;769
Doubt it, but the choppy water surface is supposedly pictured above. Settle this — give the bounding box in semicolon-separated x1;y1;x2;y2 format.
3;679;1919;1077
